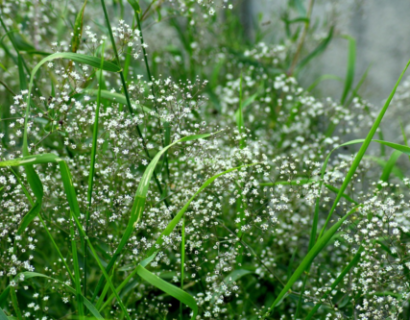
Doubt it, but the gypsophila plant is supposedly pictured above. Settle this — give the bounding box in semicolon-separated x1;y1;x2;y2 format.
1;0;410;319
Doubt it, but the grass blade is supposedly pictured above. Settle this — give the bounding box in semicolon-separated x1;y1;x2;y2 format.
17;201;41;234
70;213;84;318
305;246;364;319
379;150;402;185
99;163;256;311
307;74;342;92
180;216;186;319
340;35;356;105
264;205;360;316
84;40;106;298
71;0;88;53
9;289;22;320
1;272;103;318
92;131;220;302
85;89;154;115
318;59;410;239
135;264;198;320
236;73;245;149
296;26;334;73
22;52;121;156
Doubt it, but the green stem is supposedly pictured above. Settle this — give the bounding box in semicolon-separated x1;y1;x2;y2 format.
99;0;169;208
70;213;84;318
180;216;186;319
10;289;23;320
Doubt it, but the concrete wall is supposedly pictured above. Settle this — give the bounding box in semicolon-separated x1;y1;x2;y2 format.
251;0;410;105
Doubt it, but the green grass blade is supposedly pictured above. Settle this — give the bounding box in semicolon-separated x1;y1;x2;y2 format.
126;0;141;13
307;74;342;92
71;0;88;53
305;246;364;319
0;154;130;318
0;153;59;166
9;289;22;320
99;163;256;311
379;150;402;185
365;155;404;180
210;269;253;304
17;54;27;91
264;205;360;316
400;121;410;166
70;214;84;318
17;201;41;234
8;168;76;284
341;35;356;104
318;59;410;239
145;163;254;258
22;52;120;155
1;272;103;318
70;213;132;320
85;89;154;115
324;184;358;204
84;40;106;299
135;265;198;320
346;64;372;106
92;131;220;301
180;216;186;319
236;73;245;149
296;26;334;72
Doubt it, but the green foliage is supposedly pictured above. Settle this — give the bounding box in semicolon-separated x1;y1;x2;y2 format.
1;1;410;319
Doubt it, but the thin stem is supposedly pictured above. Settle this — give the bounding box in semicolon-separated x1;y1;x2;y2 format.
287;0;315;76
84;40;106;298
10;289;23;320
100;0;169;207
70;213;84;318
180;216;186;319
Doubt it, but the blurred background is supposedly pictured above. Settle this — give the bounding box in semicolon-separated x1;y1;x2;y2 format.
241;0;410;104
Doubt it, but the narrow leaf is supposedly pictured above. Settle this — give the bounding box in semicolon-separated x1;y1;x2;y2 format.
71;0;88;53
341;35;356;104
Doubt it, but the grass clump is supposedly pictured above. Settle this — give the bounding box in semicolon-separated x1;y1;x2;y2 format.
1;1;410;319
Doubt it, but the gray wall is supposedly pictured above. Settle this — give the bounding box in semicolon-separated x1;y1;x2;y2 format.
252;0;410;105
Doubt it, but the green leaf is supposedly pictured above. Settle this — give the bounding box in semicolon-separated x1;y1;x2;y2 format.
236;74;245;149
12;33;35;53
92;131;220;302
145;163;256;259
17;201;41;234
0;272;103;319
71;0;88;53
365;155;404;180
99;163;256;311
379;150;402;185
127;0;141;13
23;52;121;155
0;153;60;167
85;89;153;115
296;26;334;72
135;265;197;320
318;58;410;239
264;205;360;316
305;246;364;319
307;74;342;92
341;35;356;104
17;54;26;91
211;269;253;304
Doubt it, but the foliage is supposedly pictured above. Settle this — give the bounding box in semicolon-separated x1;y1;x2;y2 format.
1;1;410;319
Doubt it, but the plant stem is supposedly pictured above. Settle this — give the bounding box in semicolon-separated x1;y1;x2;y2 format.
99;0;169;207
287;0;315;76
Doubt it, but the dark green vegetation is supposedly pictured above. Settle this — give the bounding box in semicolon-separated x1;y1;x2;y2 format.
1;1;410;319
